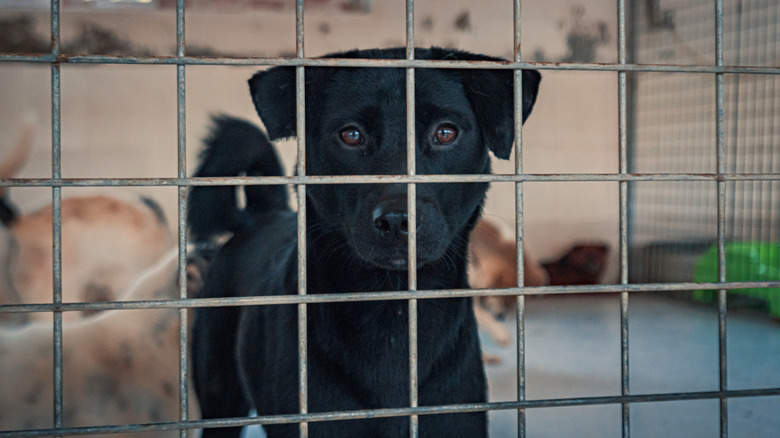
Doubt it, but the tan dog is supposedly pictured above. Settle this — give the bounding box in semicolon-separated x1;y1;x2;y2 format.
469;219;609;362
0;249;200;436
468;219;548;358
0;128;174;323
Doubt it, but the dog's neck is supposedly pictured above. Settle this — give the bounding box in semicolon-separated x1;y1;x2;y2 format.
305;202;477;295
303;201;482;395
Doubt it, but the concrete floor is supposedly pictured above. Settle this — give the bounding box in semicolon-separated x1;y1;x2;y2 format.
482;294;780;438
241;294;780;438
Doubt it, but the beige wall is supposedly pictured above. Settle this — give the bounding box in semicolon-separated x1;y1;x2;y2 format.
0;0;620;281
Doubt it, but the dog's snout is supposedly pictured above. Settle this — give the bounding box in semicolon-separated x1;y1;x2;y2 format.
372;206;409;238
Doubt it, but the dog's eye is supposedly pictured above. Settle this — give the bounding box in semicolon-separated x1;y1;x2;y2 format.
339;127;365;147
433;124;458;146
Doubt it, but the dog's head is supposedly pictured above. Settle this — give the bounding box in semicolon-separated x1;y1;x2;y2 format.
249;48;540;270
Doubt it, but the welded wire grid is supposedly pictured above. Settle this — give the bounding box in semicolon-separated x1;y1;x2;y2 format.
0;0;779;437
629;0;779;282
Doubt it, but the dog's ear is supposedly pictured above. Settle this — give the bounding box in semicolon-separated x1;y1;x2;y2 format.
459;65;541;160
248;67;297;141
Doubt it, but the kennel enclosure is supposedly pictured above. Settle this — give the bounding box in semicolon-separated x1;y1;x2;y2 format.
0;0;778;437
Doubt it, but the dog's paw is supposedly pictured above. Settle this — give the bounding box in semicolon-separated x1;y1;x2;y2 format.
482;352;503;365
492;326;512;347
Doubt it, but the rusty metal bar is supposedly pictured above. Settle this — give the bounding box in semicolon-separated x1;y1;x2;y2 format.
714;1;729;437
617;0;630;437
2;172;778;189
513;0;527;436
4;388;779;438
49;0;63;435
3;53;780;75
296;0;304;58
295;2;309;437
4;279;779;315
175;1;189;436
405;1;419;437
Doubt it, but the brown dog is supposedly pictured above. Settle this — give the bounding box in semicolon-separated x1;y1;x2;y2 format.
543;243;610;286
468;219;548;355
468;219;609;361
0;128;174;323
0;249;200;436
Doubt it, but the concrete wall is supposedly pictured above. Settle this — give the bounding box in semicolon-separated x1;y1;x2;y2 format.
0;0;620;280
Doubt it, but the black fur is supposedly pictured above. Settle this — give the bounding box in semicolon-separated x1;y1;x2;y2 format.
190;47;541;438
139;195;168;227
187;115;288;241
0;197;18;226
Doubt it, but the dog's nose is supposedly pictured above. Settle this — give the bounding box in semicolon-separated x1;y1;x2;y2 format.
372;206;409;238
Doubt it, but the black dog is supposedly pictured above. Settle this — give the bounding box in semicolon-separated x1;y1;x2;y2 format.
189;47;541;438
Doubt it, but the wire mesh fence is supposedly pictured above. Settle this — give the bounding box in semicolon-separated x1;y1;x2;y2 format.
628;0;779;306
0;0;778;437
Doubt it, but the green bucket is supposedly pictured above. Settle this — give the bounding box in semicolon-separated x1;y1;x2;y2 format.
693;242;780;319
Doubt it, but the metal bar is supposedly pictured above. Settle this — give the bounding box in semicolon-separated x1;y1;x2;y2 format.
617;1;630;437
4;388;779;438
4;279;779;314
49;1;63;435
513;1;527;436
3;54;780;75
296;0;304;58
295;2;308;438
175;1;189;436
51;152;63;437
1;172;778;189
405;1;419;437
715;1;729;437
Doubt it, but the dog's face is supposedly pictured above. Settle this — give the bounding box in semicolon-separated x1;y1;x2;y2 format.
249;48;540;270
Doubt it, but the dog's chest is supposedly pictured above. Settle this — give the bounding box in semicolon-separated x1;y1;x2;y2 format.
310;301;413;403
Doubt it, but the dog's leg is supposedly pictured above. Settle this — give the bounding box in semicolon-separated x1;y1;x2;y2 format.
472;301;511;347
193;305;249;438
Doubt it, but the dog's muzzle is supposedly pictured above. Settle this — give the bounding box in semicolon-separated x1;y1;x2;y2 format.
350;196;449;270
372;204;414;240
370;202;417;268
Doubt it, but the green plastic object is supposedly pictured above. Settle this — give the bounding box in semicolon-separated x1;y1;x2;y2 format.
693;242;780;319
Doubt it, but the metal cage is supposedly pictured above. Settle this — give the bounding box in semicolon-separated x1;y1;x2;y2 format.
0;0;779;437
